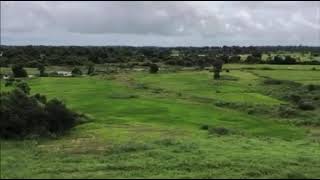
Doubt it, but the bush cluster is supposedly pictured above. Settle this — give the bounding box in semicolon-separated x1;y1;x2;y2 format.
0;85;80;139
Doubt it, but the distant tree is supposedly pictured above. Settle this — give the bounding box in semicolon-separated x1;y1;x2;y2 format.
284;56;297;64
87;62;95;75
252;51;262;59
219;54;229;63
37;64;46;76
212;59;224;80
0;57;9;67
12;64;28;77
229;55;241;63
149;63;159;74
71;67;82;76
271;55;284;64
245;55;261;64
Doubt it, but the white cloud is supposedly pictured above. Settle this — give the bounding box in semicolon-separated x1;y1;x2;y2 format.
1;1;320;46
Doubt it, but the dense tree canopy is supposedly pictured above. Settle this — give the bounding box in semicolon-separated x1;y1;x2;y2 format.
0;45;319;67
0;87;80;139
11;64;28;77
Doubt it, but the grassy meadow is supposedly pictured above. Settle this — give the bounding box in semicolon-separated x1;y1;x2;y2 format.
1;64;320;178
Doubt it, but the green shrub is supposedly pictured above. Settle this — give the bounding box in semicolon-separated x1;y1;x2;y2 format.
200;124;209;130
134;83;149;89
154;138;179;146
261;67;273;70
5;79;14;87
307;84;317;91
208;127;230;136
0;88;81;139
72;67;82;76
298;101;315;111
149;63;159;73
45;99;78;134
16;81;31;95
286;171;308;179
33;93;47;104
278;106;297;118
263;78;283;85
288;94;301;103
247;108;255;115
11;64;27;77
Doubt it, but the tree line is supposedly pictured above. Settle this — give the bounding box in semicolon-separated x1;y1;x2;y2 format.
0;45;319;67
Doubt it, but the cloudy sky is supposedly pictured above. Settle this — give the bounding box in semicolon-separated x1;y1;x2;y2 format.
1;1;320;46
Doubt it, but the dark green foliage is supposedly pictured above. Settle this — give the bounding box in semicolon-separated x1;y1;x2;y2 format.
33;93;47;104
0;88;80;139
278;106;297;118
213;59;224;80
5;79;14;87
72;67;82;76
286;172;308;179
268;55;297;64
134;83;149;90
149;63;159;74
288;94;302;103
11;64;27;77
298;101;315;111
37;64;46;77
307;84;317;91
45;99;78;134
209;127;230;136
263;78;283;85
229;55;241;63
200;124;209;130
1;45;320;67
284;56;297;64
87;63;95;75
252;51;262;59
0;89;47;139
16;81;31;95
245;55;261;64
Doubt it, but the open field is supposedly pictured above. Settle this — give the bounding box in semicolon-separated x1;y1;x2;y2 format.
1;65;320;178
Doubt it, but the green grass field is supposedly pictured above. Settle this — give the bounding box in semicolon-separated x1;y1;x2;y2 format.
1;65;320;178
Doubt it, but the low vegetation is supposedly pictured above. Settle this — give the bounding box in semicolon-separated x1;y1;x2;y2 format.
0;84;81;139
0;54;320;178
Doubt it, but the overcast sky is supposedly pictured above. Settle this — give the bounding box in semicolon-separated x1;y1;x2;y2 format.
1;1;320;46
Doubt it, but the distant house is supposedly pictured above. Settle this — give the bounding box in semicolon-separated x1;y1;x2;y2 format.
198;54;207;57
28;75;34;78
57;71;72;77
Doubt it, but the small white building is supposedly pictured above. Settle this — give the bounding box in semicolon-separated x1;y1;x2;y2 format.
57;71;72;77
198;54;207;57
2;74;9;80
